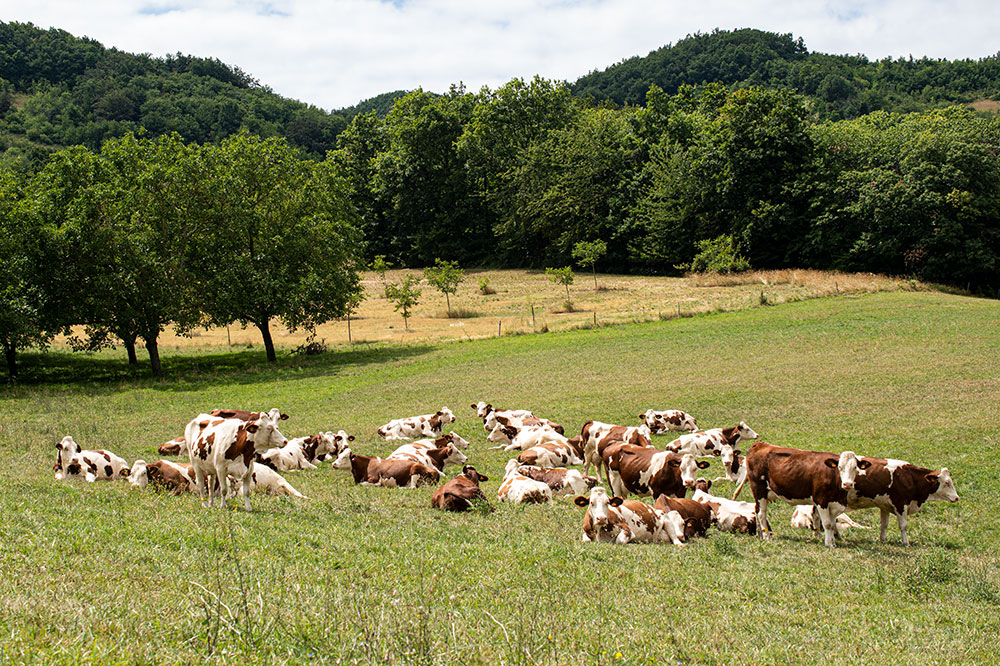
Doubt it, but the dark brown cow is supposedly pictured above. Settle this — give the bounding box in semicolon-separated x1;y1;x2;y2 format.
580;421;652;481
128;459;196;494
608;444;708;499
431;465;490;512
742;441;871;548
332;449;438;488
654;495;715;538
846;457;959;545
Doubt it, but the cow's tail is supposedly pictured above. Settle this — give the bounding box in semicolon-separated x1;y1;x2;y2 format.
732;477;747;500
278;477;309;499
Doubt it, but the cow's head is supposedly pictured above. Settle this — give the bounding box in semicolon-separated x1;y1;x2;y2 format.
472;401;492;420
128;460;149;489
675;453;711;487
158;437;188;457
574;487;622;526
736;422;758;442
440;444;468;467
332;448;354;470
266;408;290;422
461;464;488;484
311;432;339;458
487;424;515;444
678;412;698;432
693;477;712;492
826;451;871;489
246;412;288;453
640;410;661;432
440;431;470;450
928;468;959;503
437;407;456;425
332;430;355;454
719;445;741;474
657;509;688;544
503;459;522;478
56;436;80;463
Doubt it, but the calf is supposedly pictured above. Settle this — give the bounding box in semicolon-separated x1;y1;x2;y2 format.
790;505;868;532
580;421;652;481
377;407;456;440
186;411;289;510
608;444;709;499
387;440;467;474
740;441;871;548
431;465;490;512
691;480;757;534
574;487;686;545
332;448;438;488
654;495;715;538
511;463;598;497
497;462;553;504
845;457;959;546
665;422;758;457
640;409;698;434
516;436;585;468
128;459;195;494
53;436;129;482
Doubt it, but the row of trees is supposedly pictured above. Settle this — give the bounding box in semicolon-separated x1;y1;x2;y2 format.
0;132;364;379
334;79;1000;292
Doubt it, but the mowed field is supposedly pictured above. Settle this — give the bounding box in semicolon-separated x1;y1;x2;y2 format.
3;290;1000;665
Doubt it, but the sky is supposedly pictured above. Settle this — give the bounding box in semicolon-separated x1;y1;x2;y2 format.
4;1;999;111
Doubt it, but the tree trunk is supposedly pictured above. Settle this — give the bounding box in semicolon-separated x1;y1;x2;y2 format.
144;335;162;378
3;341;16;382
257;320;277;362
123;336;138;365
592;266;598;290
445;292;451;316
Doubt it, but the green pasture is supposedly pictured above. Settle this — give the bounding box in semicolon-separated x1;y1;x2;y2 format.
1;291;998;665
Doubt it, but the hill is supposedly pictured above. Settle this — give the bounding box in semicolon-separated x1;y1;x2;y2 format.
571;28;1000;119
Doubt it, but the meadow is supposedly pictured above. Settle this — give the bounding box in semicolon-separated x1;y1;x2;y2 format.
2;290;999;665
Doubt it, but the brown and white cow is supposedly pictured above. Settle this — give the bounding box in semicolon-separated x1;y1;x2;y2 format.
715;444;747;490
258;431;345;471
739;441;871;548
640;409;698;434
574;487;687;545
128;459;196;494
332;448;438;488
843;457;959;546
691;480;758;535
665;422;758;457
515;435;585;468
185;411;289;510
497;462;553;504
654;495;715;538
431;465;490;512
508;462;598;497
607;444;709;499
387;439;468;474
580;421;652;481
790;505;868;532
377;407;456;441
159;408;288;456
472;402;535;432
53;436;129;482
487;423;566;451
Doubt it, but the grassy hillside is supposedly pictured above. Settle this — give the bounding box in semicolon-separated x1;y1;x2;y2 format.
2;291;998;664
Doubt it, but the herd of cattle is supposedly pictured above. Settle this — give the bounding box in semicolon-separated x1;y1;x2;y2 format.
51;402;959;548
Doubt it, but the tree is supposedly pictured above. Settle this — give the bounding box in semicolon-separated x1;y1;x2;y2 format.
572;240;607;289
193;132;365;363
371;254;393;297
545;266;575;306
386;274;422;330
422;259;464;315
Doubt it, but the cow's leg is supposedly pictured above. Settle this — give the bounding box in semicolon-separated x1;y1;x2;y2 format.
609;470;625;498
896;512;910;546
241;472;253;511
217;473;230;509
810;506;822;540
583;441;598;480
816;506;838;548
879;509;890;543
756;498;772;540
194;469;210;508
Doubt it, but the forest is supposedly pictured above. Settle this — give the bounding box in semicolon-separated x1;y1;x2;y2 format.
2;22;999;380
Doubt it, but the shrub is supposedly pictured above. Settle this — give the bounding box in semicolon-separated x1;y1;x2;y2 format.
477;276;496;295
679;234;751;274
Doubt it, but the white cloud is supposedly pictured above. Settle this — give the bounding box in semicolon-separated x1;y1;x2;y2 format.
4;0;998;110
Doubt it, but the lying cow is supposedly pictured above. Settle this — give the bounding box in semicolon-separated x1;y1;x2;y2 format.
580;421;652;481
258;431;348;471
509;462;598;497
738;441;871;548
665;422;758;457
53;436;129;482
790;505;869;532
691;479;757;534
332;448;438;488
515;435;585;468
497;462;552;504
185;411;289;510
574;487;687;545
847;456;959;546
472;401;536;432
128;459;196;494
377;407;456;440
387;439;467;475
431;465;490;512
640;409;698;434
654;494;715;538
488;423;566;451
607;444;709;499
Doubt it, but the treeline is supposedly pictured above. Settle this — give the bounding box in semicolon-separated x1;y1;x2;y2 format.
573;28;1000;120
0;21;406;170
0;132;364;380
335;79;1000;291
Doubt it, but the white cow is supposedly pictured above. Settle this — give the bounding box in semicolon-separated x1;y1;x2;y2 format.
639;409;698;434
377;407;456;440
497;460;553;504
666;422;758;457
53;436;129;482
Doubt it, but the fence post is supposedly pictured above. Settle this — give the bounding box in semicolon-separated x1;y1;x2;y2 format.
498;320;502;337
531;304;536;330
593;312;597;327
347;312;352;344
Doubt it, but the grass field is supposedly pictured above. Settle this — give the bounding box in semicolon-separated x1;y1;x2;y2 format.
3;290;999;665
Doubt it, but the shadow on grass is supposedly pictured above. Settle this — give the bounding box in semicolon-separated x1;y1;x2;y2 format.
5;343;436;393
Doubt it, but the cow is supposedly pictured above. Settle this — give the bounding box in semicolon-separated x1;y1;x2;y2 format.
185;411;289;510
53;436;129;482
242;463;309;499
510;464;598;497
640;409;698;434
580;421;652;481
472;402;536;432
574;487;687;545
258;431;344;471
715;444;746;490
790;505;869;532
844;457;959;546
515;436;585;468
665;422;758;457
431;465;490;512
654;495;715;538
607;444;709;499
690;479;758;534
739;441;871;548
331;448;438;488
158;408;288;456
497;461;553;504
377;407;456;441
387;439;468;474
487;423;565;450
128;459;196;494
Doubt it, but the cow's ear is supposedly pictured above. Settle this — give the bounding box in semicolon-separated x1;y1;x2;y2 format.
668;459;680;467
610;497;624;506
470;403;477;410
280;413;289;420
436;411;442;416
734;450;741;457
824;458;838;469
486;404;492;411
925;473;938;484
858;460;872;470
574;496;589;507
697;460;710;469
246;424;259;433
348;435;355;441
478;474;489;482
